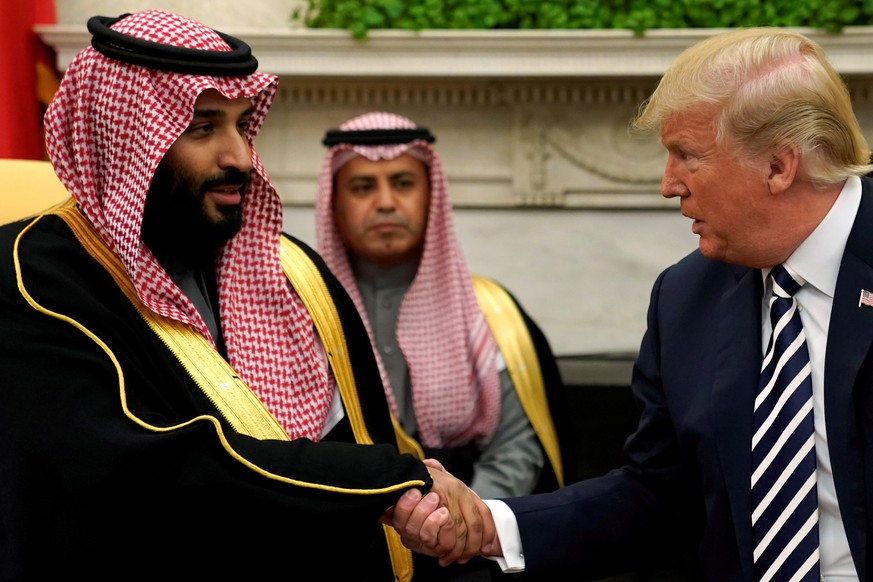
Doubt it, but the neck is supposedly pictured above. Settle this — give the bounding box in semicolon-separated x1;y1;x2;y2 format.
351;255;419;287
144;231;220;273
764;180;844;267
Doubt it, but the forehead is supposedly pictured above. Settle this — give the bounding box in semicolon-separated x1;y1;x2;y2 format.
337;153;427;178
192;89;252;114
660;106;719;147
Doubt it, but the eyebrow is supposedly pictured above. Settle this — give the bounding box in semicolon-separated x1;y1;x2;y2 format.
191;106;254;119
660;135;685;150
346;170;418;182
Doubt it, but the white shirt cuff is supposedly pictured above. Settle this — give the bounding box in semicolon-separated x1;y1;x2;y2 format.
482;499;525;573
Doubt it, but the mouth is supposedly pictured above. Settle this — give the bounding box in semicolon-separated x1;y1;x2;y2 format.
680;209;703;233
206;184;244;206
369;221;405;232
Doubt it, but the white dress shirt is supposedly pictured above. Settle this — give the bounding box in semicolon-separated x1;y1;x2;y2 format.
775;175;860;580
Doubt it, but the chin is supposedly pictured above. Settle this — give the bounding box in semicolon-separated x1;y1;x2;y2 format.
697;243;729;263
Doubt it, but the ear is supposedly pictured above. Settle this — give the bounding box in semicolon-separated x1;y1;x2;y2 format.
767;145;799;195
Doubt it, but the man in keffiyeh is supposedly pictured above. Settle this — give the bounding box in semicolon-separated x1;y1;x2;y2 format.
316;112;570;578
0;12;487;579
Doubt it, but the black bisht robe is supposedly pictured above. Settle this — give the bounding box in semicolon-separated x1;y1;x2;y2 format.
0;208;431;579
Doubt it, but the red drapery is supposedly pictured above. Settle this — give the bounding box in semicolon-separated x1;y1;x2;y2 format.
0;0;59;160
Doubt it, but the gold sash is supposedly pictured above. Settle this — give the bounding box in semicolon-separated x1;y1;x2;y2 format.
46;201;289;439
278;238;413;581
472;275;564;487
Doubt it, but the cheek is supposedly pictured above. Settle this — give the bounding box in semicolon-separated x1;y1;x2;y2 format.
334;213;354;243
412;207;429;234
687;168;721;201
335;203;367;238
704;185;751;233
407;193;430;231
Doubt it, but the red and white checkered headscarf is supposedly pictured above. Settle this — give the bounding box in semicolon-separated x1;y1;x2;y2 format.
315;112;501;448
44;10;332;441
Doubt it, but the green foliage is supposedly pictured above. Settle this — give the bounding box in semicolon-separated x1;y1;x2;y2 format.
293;0;873;39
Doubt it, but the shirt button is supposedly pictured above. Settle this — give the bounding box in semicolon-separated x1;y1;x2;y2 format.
383;345;394;355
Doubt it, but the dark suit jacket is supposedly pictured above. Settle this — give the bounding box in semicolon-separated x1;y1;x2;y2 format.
504;176;873;581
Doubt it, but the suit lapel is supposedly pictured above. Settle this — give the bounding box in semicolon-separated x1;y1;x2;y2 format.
824;179;873;579
712;265;762;579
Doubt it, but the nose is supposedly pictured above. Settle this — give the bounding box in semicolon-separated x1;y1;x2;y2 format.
218;130;252;173
660;154;687;199
374;181;395;211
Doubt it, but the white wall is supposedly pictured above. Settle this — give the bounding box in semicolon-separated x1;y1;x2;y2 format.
284;206;697;357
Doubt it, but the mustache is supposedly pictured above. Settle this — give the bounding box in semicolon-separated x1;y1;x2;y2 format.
363;215;412;230
201;168;251;194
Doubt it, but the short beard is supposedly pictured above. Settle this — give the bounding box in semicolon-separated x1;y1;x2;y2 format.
142;160;250;269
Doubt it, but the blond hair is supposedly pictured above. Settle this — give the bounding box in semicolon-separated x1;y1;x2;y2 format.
634;27;873;184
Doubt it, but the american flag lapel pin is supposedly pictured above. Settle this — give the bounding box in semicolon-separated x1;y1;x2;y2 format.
860;289;873;308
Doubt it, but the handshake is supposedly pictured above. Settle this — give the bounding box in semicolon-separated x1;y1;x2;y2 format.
382;459;503;566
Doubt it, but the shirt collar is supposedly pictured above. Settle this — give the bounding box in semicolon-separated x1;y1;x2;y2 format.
776;175;861;298
352;256;419;288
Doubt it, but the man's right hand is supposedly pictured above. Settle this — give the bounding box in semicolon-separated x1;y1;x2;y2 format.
389;458;498;566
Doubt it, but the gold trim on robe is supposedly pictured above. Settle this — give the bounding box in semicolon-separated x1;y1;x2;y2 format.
18;202;418;579
279;237;413;581
15;201;427;493
49;200;288;440
472;274;564;487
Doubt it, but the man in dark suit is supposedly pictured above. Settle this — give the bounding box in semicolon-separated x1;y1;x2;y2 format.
389;26;873;581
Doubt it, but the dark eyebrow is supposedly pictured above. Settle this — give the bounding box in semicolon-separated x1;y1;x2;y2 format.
191;106;254;120
346;171;417;181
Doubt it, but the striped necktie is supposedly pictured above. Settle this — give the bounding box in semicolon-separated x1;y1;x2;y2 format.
751;264;819;581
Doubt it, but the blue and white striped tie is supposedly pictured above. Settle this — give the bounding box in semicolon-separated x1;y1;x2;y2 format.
752;264;819;582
